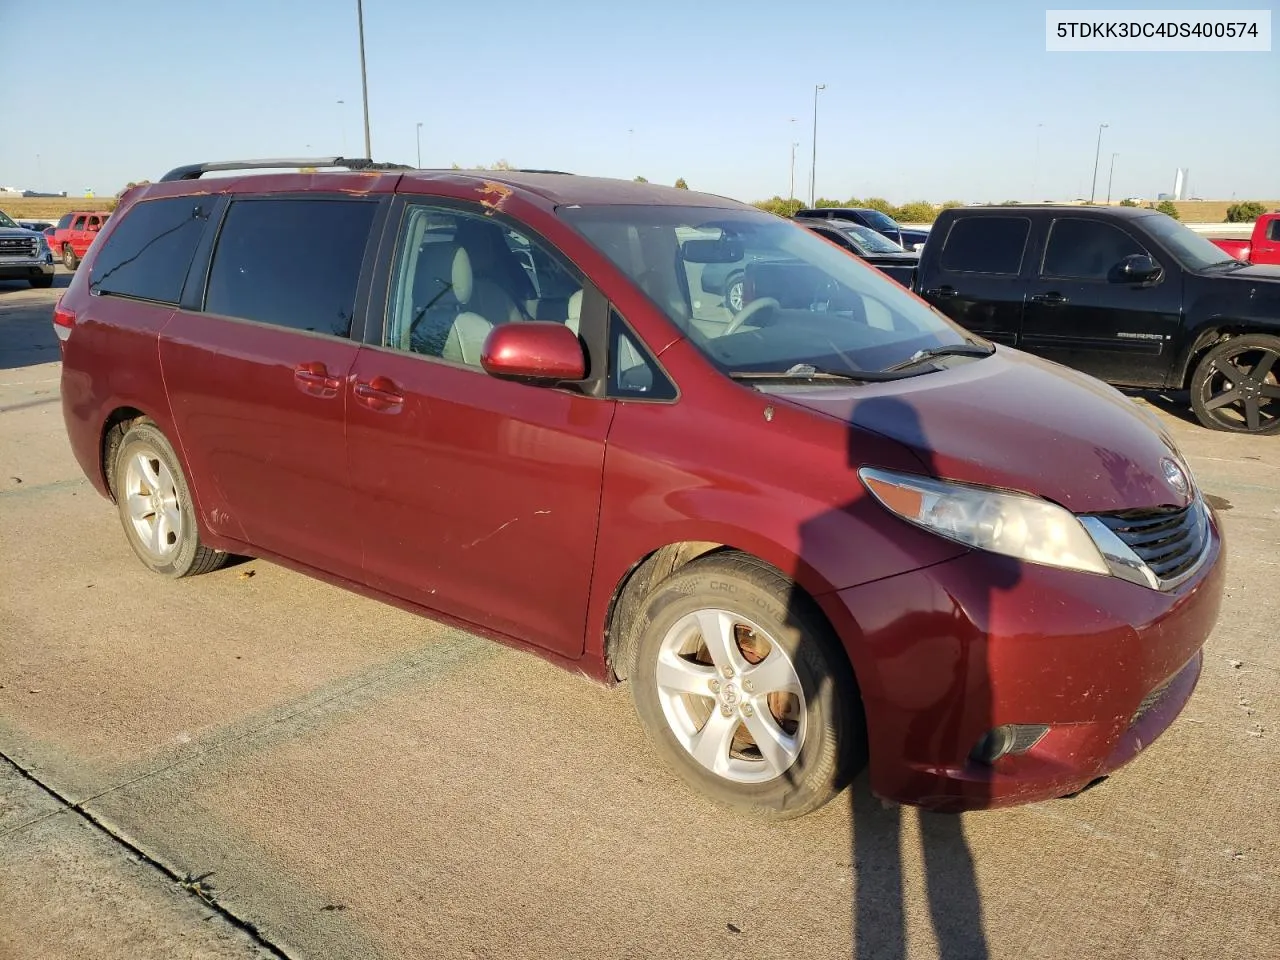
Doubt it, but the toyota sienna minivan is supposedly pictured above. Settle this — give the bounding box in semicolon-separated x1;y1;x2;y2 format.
56;159;1225;819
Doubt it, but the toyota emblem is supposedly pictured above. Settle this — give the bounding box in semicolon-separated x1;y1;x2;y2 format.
1161;457;1189;496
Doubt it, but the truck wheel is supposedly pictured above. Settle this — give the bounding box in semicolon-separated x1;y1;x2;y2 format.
29;275;54;289
112;421;228;577
628;551;866;819
62;245;79;270
1190;334;1280;435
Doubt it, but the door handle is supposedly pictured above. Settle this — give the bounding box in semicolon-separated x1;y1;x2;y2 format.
294;361;342;396
353;375;405;412
923;286;956;298
1030;293;1069;305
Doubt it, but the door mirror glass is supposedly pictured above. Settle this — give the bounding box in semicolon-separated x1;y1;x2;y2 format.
1117;253;1161;283
481;322;586;382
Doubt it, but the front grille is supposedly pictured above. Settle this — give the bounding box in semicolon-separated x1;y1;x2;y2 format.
1092;500;1208;586
0;235;38;258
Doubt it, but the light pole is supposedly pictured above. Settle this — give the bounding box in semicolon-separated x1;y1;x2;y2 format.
1106;152;1118;205
416;122;423;168
1032;122;1043;199
355;0;372;160
809;83;825;207
1089;122;1109;204
789;142;800;205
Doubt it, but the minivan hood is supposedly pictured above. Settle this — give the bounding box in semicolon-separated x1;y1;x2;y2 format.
770;349;1191;514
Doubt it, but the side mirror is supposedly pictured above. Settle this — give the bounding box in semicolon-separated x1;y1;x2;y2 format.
481;322;586;382
1117;253;1161;283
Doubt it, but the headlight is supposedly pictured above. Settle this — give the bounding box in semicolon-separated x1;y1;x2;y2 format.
859;467;1109;575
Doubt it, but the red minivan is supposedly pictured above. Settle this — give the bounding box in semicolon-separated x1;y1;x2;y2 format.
56;159;1225;819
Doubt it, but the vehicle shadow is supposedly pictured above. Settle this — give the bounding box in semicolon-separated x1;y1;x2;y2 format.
786;393;1021;959
1120;387;1200;429
0;274;69;370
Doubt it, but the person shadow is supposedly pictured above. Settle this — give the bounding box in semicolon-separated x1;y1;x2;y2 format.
787;393;1023;960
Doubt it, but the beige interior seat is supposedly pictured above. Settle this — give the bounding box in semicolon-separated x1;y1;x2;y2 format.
441;246;502;366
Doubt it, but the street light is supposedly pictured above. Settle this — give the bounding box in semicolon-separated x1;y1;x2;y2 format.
1089;122;1109;204
789;141;800;204
416;122;423;168
355;0;372;159
1106;152;1119;205
809;84;826;207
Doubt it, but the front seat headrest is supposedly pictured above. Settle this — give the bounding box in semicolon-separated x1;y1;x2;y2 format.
452;246;474;306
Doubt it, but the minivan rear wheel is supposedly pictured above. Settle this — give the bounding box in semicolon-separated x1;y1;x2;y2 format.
1190;334;1280;435
629;552;865;819
112;422;227;577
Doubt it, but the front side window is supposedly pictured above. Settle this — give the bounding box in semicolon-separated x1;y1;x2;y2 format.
561;204;972;378
90;196;210;304
1041;219;1145;280
940;217;1030;275
204;198;376;337
73;216;87;230
384;204;582;367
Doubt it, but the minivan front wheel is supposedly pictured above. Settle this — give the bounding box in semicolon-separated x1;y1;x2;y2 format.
630;552;865;819
1190;334;1280;435
113;422;227;577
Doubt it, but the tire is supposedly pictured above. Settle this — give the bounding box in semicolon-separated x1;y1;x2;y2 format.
29;275;54;289
1189;334;1280;435
112;421;227;577
629;551;865;819
62;245;79;270
724;274;745;314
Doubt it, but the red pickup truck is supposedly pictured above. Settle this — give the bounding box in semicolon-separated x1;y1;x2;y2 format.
48;211;111;270
1210;211;1280;264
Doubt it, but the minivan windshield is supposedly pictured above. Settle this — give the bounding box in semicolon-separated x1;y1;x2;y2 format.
561;204;976;377
1140;212;1243;270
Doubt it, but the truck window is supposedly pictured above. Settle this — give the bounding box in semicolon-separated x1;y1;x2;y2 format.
1041;218;1145;281
939;217;1030;275
1269;219;1280;242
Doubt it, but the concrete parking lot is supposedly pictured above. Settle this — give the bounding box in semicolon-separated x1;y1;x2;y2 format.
1;272;1277;960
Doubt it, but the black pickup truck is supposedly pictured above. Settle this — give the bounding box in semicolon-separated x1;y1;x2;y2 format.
914;206;1280;434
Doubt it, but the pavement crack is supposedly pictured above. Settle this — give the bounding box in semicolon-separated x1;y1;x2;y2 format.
0;750;295;960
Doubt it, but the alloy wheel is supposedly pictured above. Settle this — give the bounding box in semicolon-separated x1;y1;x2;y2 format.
1199;345;1280;433
655;608;806;784
123;449;184;559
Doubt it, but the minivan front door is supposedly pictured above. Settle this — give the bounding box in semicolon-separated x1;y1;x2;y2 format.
345;202;614;658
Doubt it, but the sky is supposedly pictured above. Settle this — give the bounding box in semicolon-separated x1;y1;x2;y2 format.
1;0;1276;204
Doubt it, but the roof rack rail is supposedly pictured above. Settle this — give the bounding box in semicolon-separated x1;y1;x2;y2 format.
159;156;413;182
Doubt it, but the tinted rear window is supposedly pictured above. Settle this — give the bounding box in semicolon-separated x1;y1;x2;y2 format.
204;198;377;337
90;197;211;303
940;217;1030;275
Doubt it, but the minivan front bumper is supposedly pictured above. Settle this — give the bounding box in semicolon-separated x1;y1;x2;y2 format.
824;512;1225;811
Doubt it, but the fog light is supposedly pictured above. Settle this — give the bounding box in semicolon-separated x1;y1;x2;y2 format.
970;724;1050;764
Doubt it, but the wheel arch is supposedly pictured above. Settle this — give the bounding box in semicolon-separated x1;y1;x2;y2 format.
602;539;855;688
1176;321;1265;389
100;406;152;500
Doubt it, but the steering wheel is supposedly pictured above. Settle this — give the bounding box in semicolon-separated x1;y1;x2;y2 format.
724;297;780;336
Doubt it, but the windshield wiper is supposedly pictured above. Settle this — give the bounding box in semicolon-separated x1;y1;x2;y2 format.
729;363;933;384
883;342;995;372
